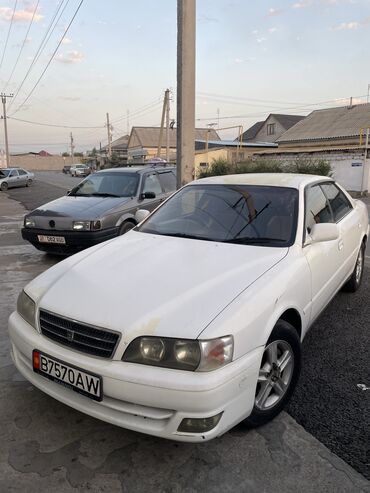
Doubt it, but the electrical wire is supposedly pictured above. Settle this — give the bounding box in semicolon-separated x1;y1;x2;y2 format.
111;98;162;124
10;0;84;116
8;0;72;113
195;94;369;121
3;0;40;91
8;116;103;129
0;0;18;72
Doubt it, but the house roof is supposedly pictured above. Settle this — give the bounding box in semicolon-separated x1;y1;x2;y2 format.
240;114;305;141
240;121;264;141
129;126;220;148
277;103;370;143
272;114;306;128
101;134;129;151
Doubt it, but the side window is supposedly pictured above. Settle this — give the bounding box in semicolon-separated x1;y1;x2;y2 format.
305;185;333;234
320;183;352;222
18;169;27;176
142;173;162;196
9;170;18;177
158;171;176;193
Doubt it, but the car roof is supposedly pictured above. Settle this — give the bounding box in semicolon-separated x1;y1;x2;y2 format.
98;166;176;174
194;173;333;190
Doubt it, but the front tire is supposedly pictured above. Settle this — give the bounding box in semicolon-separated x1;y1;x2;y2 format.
343;242;365;293
244;320;301;428
118;221;135;235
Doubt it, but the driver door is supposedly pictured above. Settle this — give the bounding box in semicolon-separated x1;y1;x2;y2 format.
303;183;345;322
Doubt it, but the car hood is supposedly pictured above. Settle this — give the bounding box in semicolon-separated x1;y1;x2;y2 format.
35;231;288;346
28;195;131;220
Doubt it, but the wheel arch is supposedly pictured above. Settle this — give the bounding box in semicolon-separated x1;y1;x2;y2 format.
276;308;302;341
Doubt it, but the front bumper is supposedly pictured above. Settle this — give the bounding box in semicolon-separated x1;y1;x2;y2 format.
9;311;262;442
21;227;118;254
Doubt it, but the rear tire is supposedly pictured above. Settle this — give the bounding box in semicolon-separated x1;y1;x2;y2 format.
1;182;8;191
118;221;135;235
244;320;301;428
343;242;365;293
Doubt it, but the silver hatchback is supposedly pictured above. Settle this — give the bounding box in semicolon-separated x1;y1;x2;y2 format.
22;166;177;254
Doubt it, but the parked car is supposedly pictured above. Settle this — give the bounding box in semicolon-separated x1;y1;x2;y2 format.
0;167;34;191
21;166;177;254
70;164;90;177
9;173;368;442
62;165;71;174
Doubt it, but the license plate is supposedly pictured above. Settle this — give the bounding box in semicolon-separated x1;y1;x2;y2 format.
33;350;102;401
37;235;66;244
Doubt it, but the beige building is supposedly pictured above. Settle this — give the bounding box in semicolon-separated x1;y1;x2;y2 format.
127;126;220;163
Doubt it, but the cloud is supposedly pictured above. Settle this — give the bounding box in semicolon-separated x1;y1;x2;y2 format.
0;5;43;23
198;14;219;23
61;37;72;45
54;50;84;64
257;37;267;43
268;27;278;33
331;21;361;30
335;97;364;105
267;7;284;16
292;0;312;8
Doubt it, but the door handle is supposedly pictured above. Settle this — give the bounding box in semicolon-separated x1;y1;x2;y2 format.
338;239;344;251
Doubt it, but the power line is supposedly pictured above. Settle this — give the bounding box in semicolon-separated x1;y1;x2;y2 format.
9;116;103;129
10;0;84;116
3;0;40;91
111;98;162;124
195;94;369;121
8;0;71;113
0;0;18;72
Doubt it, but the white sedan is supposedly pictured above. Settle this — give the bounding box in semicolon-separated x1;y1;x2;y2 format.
9;174;368;442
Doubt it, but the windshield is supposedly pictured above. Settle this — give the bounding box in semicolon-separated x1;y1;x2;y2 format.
0;169;10;177
70;172;139;198
138;184;298;246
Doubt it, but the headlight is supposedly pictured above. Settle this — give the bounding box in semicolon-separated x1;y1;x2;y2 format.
25;217;35;228
17;290;36;328
72;220;101;231
122;335;233;371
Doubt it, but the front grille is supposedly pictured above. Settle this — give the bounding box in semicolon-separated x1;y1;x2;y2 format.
39;310;120;358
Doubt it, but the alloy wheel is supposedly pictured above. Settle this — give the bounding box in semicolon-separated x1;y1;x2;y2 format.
255;340;294;411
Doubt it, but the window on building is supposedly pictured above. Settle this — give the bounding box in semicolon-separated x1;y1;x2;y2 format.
267;123;276;136
238;152;245;161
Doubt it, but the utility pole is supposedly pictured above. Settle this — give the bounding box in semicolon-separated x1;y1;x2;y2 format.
157;89;169;158
177;0;196;187
127;109;130;135
70;132;75;163
1;92;13;168
166;89;171;162
106;112;112;159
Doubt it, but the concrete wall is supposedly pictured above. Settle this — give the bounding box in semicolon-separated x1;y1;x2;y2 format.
0;155;75;171
252;149;368;192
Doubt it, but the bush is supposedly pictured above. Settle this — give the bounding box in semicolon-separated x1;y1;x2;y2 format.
197;156;332;178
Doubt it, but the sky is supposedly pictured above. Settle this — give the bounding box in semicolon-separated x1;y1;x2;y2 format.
0;0;369;154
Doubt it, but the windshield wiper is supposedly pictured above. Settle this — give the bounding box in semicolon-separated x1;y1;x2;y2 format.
224;237;285;245
143;230;216;241
89;192;121;197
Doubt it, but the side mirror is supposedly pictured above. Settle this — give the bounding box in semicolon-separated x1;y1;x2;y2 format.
310;223;339;243
140;191;156;200
66;189;71;195
135;209;150;223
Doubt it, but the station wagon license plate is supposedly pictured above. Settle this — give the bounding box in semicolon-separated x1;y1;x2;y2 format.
32;350;102;401
37;235;66;244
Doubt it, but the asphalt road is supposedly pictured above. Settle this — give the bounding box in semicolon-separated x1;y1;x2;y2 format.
4;172;370;481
